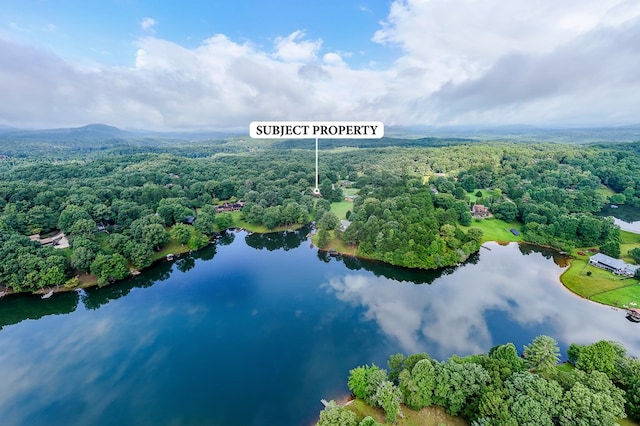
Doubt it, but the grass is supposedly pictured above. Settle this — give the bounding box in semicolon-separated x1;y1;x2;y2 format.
346;399;468;426
467;189;493;205
460;217;523;244
560;257;640;307
618;418;640;426
560;229;640;308
331;201;354;220
620;230;640;264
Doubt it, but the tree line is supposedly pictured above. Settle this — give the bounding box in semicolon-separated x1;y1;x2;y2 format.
317;336;640;425
1;139;639;292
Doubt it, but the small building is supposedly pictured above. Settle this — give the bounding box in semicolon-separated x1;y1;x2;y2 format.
589;253;640;277
344;195;358;202
339;220;352;232
472;204;489;218
182;216;196;225
510;228;520;236
215;201;246;213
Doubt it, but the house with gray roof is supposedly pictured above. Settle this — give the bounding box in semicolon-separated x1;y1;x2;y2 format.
589;253;640;277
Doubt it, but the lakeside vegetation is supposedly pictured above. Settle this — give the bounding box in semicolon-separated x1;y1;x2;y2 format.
0;133;639;301
317;336;640;425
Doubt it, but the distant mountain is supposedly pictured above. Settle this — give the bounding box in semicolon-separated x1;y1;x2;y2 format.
388;124;640;143
0;123;131;140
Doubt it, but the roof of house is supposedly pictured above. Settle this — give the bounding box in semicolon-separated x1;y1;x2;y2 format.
590;253;627;270
340;220;352;230
473;204;488;212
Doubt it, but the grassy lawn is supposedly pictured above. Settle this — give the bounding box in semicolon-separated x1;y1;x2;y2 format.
460;217;523;244
467;189;493;205
346;399;468;426
620;230;640;264
310;230;358;256
331;201;354;220
560;257;640;306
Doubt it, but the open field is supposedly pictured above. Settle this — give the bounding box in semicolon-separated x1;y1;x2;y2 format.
621;230;640;264
460;217;523;244
560;256;640;307
467;189;494;204
331;201;354;220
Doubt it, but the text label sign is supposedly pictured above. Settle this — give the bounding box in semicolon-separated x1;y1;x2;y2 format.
250;121;384;139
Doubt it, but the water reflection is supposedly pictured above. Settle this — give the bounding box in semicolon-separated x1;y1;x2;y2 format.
0;292;79;330
244;225;310;251
325;242;640;359
319;250;474;284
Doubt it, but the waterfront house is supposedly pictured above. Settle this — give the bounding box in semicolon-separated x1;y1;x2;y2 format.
589;253;640;277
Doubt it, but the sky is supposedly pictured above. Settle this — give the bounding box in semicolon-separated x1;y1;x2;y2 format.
1;0;640;131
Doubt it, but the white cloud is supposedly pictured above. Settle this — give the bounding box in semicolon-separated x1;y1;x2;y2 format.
140;17;157;32
272;30;322;63
1;1;640;130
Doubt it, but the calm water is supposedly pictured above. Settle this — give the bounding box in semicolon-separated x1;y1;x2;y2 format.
599;204;640;233
1;228;639;425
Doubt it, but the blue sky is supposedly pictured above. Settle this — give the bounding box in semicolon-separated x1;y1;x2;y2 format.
1;1;394;67
1;0;640;130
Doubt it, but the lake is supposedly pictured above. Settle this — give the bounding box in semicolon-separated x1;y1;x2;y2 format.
1;228;639;425
599;204;640;233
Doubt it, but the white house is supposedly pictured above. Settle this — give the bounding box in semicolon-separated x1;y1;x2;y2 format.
589;253;640;277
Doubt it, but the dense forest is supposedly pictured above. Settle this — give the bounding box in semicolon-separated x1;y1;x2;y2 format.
317;336;640;425
1;132;639;293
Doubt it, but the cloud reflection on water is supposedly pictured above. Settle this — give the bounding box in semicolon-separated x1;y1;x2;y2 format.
325;242;640;359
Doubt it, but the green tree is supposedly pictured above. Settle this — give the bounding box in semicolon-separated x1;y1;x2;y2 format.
505;371;563;426
69;218;95;237
125;241;153;269
559;371;626;425
317;229;329;248
316;401;358;426
143;223;169;250
600;238;620;259
372;380;402;422
317;211;339;231
523;335;560;376
493;201;518;222
70;246;96;272
90;253;129;286
629;247;640;264
215;213;234;230
170;224;192;245
574;340;625;379
433;360;491;416
188;232;210;250
399;358;435;410
348;364;386;403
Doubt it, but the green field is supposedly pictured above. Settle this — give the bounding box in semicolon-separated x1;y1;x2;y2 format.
330;201;354;220
460;217;523;244
560;256;640;307
467;189;494;205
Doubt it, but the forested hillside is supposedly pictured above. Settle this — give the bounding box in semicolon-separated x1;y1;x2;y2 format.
1;136;639;293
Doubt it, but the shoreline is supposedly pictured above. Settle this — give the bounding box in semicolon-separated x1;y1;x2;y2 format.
4;224;638;309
